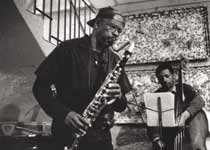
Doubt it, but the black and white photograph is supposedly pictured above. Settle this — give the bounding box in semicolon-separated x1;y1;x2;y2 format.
0;0;210;150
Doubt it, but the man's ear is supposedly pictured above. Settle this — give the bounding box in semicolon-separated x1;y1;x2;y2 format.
94;22;98;29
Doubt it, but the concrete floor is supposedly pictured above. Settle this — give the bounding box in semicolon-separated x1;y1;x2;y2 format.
114;137;210;150
112;110;210;150
112;125;210;150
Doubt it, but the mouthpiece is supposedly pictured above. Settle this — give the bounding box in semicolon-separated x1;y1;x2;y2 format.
113;41;130;52
127;41;135;53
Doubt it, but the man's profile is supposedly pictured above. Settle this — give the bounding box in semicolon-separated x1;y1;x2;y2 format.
32;6;131;150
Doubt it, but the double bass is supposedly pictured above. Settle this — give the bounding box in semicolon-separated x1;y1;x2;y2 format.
174;55;209;150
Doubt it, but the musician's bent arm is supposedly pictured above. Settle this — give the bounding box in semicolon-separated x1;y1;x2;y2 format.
33;74;94;134
32;76;70;122
183;84;205;117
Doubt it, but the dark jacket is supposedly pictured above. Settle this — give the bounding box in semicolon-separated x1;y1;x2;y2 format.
32;35;131;144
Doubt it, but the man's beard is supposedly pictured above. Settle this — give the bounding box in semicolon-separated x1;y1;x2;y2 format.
162;82;174;91
103;37;116;47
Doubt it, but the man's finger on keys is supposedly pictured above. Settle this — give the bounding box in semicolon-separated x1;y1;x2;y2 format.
107;98;116;105
108;83;120;89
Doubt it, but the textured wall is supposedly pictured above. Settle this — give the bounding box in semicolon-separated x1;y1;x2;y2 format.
0;0;50;130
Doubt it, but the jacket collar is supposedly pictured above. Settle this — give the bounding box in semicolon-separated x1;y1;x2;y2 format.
78;34;91;49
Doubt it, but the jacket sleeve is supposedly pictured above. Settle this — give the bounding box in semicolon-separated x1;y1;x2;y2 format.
184;84;205;117
32;43;71;121
110;95;127;112
32;77;70;121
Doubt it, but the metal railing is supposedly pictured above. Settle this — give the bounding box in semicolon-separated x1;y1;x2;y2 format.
32;0;96;45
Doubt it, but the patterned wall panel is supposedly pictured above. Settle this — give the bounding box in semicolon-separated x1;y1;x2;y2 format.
115;6;210;64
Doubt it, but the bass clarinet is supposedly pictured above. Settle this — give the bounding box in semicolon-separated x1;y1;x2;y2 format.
67;41;134;150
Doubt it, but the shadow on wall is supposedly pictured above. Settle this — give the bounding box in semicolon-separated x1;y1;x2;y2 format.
0;0;51;135
0;104;21;136
0;103;21;122
0;102;50;136
0;0;45;126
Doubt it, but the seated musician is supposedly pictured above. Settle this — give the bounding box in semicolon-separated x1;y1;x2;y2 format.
147;62;208;150
32;7;131;150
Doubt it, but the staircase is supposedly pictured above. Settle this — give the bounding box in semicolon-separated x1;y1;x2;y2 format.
29;0;96;45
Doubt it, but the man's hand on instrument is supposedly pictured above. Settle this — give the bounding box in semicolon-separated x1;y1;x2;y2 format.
104;83;122;105
64;111;91;135
176;110;190;126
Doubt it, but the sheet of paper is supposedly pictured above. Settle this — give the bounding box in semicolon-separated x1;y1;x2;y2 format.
144;92;176;127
